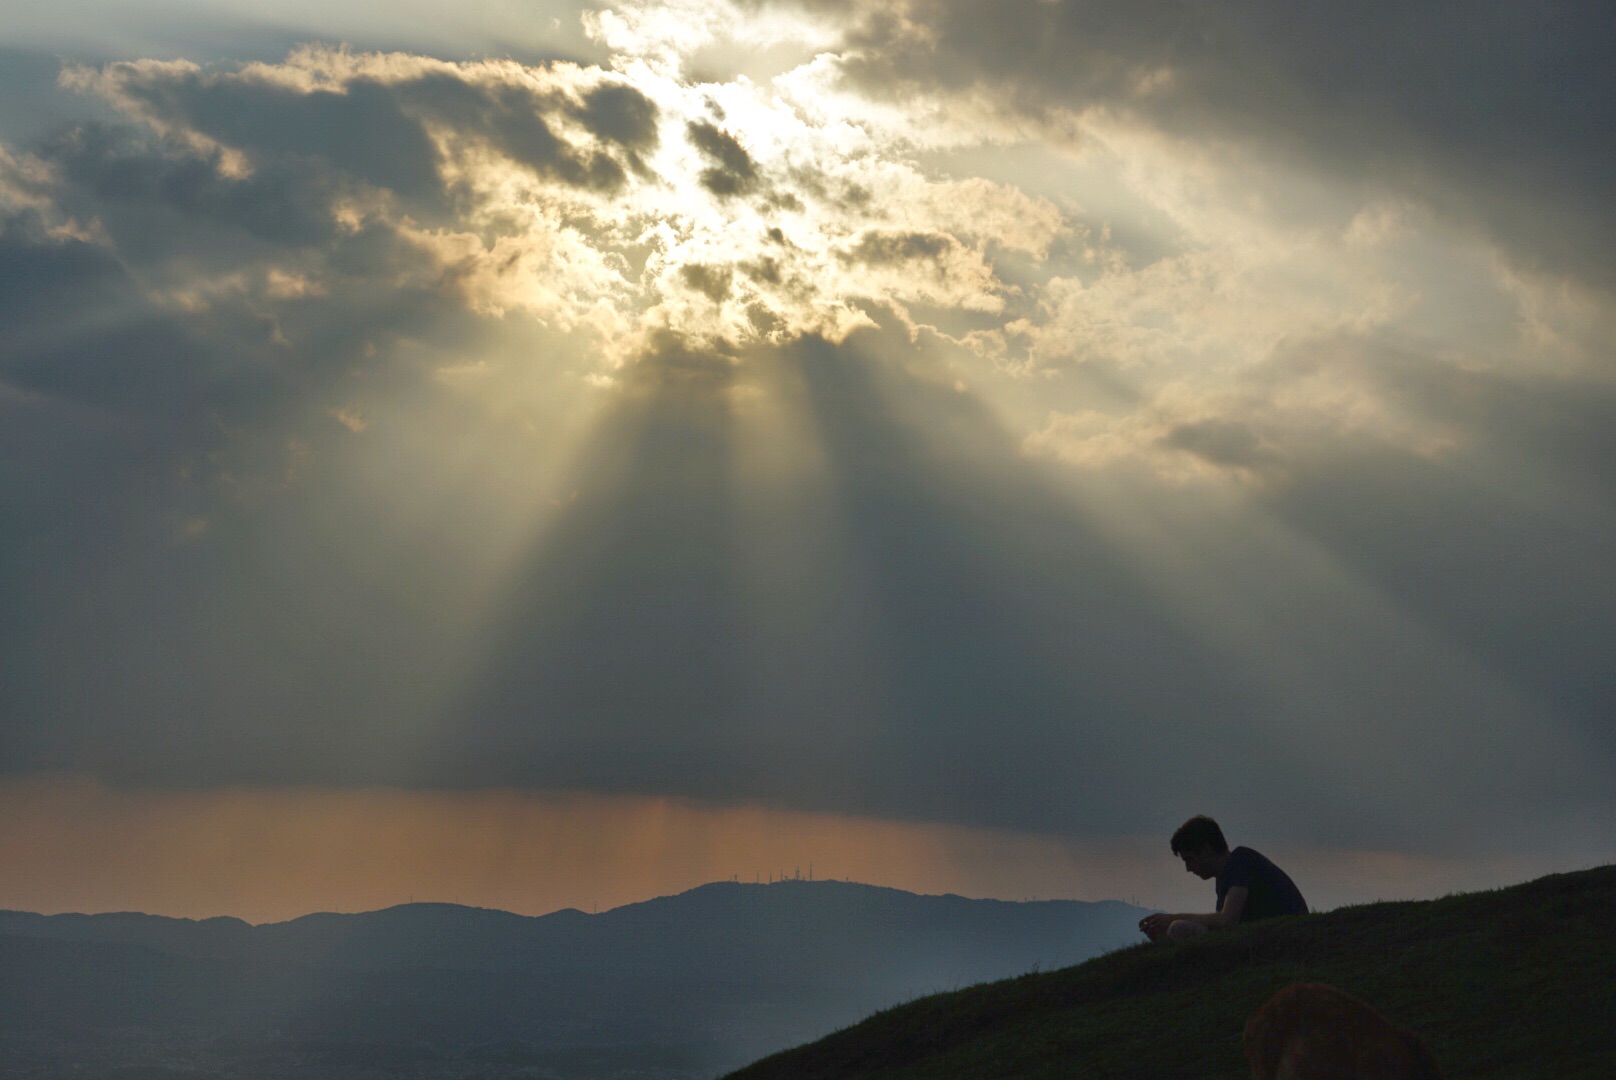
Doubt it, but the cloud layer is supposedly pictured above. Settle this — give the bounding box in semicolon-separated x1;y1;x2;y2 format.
2;1;1614;884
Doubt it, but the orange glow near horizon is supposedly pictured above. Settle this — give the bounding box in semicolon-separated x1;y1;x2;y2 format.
0;775;1114;921
0;775;1589;924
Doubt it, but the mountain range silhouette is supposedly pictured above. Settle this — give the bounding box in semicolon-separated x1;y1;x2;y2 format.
0;879;1149;1079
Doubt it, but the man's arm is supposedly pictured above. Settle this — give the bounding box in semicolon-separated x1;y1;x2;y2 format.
1207;885;1247;928
1139;887;1247;936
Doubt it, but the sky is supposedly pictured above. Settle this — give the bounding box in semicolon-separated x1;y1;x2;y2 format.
2;0;1613;923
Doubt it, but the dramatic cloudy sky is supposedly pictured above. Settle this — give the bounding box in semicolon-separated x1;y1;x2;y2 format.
3;1;1612;921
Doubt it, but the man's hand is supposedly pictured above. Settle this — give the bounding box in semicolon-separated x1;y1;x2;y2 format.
1139;912;1173;941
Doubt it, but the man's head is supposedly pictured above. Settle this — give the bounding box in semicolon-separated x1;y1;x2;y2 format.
1171;815;1229;879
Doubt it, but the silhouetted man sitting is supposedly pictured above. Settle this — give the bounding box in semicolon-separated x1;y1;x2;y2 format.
1139;815;1308;943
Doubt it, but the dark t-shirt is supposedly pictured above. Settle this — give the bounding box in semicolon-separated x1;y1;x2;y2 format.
1216;846;1308;923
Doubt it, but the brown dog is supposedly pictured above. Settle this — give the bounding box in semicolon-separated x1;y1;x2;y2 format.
1243;983;1442;1079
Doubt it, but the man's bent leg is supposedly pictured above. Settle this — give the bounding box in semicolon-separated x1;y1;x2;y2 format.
1167;919;1208;940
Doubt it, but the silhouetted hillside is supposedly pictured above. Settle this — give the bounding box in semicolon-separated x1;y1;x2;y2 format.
724;864;1616;1080
0;880;1148;1080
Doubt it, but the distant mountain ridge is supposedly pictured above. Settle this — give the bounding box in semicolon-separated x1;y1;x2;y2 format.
0;879;1151;1080
0;880;1139;972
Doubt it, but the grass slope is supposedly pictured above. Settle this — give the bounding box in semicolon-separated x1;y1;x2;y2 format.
725;864;1615;1079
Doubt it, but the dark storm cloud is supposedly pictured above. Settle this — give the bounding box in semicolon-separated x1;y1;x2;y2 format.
0;209;210;409
3;115;470;408
44;122;341;247
2;181;429;574
0;211;124;325
102;65;446;201
576;81;660;151
0;48;104;146
824;0;1616;284
686;119;759;197
76;55;662;210
390;71;647;191
1161;418;1275;474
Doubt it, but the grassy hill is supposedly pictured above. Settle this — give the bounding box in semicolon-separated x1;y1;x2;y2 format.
725;863;1616;1079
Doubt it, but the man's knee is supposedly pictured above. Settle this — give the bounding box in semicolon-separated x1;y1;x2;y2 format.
1167;919;1208;940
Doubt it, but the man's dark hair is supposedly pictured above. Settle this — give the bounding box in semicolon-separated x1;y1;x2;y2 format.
1171;815;1228;856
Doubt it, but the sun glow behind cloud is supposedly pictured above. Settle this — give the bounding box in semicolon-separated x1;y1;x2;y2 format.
23;4;1599;478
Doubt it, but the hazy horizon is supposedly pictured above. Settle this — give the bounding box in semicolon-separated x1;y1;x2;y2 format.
4;865;1146;924
3;2;1613;927
4;776;1599;924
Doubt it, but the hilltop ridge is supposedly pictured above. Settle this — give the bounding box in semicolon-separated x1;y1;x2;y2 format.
725;863;1616;1080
